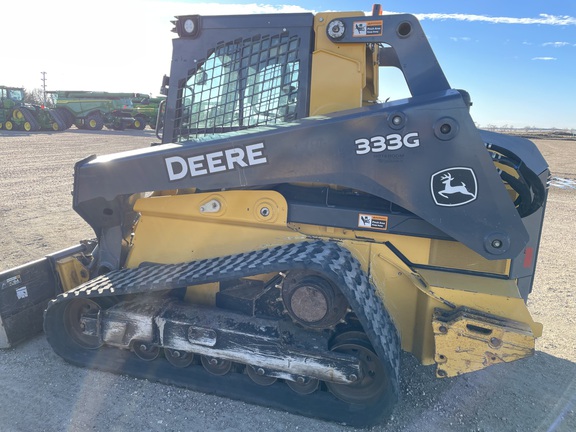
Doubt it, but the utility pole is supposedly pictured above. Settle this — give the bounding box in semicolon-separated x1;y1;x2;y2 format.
41;71;47;106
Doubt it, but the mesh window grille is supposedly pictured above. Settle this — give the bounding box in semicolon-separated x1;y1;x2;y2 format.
176;32;301;141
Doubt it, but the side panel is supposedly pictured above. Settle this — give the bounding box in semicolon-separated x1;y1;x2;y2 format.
126;191;304;266
310;11;368;115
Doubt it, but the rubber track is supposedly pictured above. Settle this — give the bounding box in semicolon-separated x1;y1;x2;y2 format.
45;240;401;426
19;107;40;131
48;109;68;131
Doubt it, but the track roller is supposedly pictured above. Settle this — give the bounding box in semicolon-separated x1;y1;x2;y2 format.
201;356;232;376
286;376;319;395
246;366;277;386
132;341;160;361
165;349;194;368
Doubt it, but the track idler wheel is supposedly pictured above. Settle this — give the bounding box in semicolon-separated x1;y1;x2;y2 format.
132;341;160;361
165;349;194;368
201;356;232;376
246;366;277;386
63;298;104;349
326;332;390;405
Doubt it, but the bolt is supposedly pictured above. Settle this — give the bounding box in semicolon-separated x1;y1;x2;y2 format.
173;350;181;358
439;325;448;334
297;376;306;384
260;207;270;217
140;344;148;351
257;367;265;376
490;337;502;348
319;17;324;22
209;358;218;366
392;115;402;125
491;239;503;249
440;123;452;134
349;374;358;382
437;369;447;377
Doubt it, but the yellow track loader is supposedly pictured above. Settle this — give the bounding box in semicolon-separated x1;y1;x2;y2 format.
0;6;548;427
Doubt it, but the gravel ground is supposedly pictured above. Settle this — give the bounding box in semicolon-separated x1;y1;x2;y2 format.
0;129;575;431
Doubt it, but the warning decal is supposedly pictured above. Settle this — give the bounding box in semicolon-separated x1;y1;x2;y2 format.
16;286;29;300
353;20;383;37
1;274;22;289
358;214;388;230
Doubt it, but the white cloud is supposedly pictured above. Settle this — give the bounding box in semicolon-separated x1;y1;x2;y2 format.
449;37;472;42
180;2;313;14
414;12;576;26
532;57;557;61
542;42;572;47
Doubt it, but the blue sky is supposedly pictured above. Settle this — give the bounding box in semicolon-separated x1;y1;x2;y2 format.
2;0;575;129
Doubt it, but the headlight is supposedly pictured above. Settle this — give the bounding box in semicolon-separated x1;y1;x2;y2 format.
171;15;200;38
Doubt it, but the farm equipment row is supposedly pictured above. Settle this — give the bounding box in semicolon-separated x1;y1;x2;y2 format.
48;91;164;131
0;86;68;131
1;87;164;132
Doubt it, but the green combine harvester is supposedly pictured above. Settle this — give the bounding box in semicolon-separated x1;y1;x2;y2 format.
0;86;68;131
48;91;136;131
129;94;165;130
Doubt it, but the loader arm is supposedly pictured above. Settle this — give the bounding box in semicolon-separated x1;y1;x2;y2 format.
74;91;528;265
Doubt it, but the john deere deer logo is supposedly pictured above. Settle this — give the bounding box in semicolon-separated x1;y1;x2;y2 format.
431;167;478;207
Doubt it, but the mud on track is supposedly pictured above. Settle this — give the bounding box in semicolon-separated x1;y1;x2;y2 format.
0;131;575;431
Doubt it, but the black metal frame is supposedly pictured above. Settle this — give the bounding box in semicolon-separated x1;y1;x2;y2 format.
163;14;314;144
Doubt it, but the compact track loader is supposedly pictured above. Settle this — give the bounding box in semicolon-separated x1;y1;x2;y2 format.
0;6;549;426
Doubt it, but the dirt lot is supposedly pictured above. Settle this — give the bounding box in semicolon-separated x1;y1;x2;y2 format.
0;129;575;431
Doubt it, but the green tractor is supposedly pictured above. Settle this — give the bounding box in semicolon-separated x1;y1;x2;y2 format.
0;86;68;132
48;91;136;131
129;93;165;130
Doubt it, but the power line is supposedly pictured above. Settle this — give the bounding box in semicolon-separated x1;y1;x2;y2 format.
41;72;47;106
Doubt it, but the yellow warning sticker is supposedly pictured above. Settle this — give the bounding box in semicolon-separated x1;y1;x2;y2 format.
358;214;388;230
352;20;383;37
